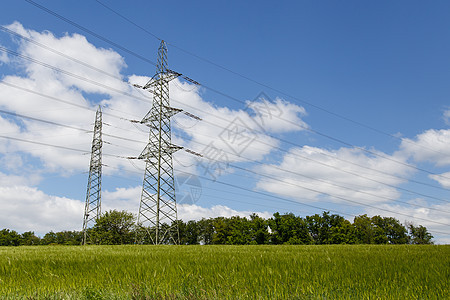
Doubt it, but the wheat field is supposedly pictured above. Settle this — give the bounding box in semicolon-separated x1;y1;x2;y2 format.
0;245;448;299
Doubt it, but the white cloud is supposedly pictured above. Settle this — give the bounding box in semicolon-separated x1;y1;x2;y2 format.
102;185;272;222
172;93;278;163
178;203;272;221
0;116;21;152
105;77;308;180
429;172;450;188
0;46;8;64
166;80;309;180
0;23;147;174
444;109;450;125
255;146;412;204
1;22;310;181
0;22;311;236
245;97;308;133
6;22;127;94
0;185;83;235
364;202;450;244
102;186;142;213
0;171;40;186
399;129;450;167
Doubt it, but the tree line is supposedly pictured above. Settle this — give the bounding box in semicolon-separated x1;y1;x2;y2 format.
0;210;433;246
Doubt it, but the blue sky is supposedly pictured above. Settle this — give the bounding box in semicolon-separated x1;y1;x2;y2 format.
0;0;449;243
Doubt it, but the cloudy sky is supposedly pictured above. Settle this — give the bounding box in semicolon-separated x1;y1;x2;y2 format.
0;0;449;243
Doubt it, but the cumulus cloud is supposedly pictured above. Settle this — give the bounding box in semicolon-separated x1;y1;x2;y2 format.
0;23;159;175
363;201;450;244
0;171;40;186
399;129;450;167
444;109;450;125
0;185;83;234
255;146;412;204
167;81;309;180
0;116;21;151
0;181;274;234
169;89;282;163
0;46;8;64
0;22;308;235
6;22;127;94
398;110;450;188
102;184;273;223
102;185;272;222
102;186;142;213
178;203;272;221
429;172;450;188
125;75;309;180
245;96;308;133
0;23;130;174
1;22;309;180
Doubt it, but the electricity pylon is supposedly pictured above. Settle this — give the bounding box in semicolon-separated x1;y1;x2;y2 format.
135;40;182;244
82;106;103;245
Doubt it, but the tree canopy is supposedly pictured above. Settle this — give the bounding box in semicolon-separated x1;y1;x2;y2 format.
0;210;434;246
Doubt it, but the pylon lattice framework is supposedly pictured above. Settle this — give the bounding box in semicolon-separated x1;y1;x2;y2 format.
136;40;182;245
82;106;103;245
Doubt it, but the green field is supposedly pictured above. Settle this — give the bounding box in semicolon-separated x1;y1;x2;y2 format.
0;245;448;299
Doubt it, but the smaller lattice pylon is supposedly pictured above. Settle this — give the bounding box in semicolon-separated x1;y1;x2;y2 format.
82;106;103;245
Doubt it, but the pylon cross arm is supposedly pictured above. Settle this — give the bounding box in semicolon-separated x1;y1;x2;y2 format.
136;70;181;91
140;106;182;124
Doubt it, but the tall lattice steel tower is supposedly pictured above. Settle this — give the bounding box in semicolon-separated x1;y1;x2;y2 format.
82;106;103;245
135;40;182;244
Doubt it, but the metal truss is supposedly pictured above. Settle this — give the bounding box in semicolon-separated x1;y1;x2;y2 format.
136;41;182;244
82;106;103;245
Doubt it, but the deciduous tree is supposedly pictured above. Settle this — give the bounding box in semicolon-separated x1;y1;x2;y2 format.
91;210;136;245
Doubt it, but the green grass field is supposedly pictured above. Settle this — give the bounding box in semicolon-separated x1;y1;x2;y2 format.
0;245;448;299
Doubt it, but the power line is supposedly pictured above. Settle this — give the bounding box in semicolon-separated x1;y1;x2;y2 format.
172;170;450;228
0;46;152;105
104;163;354;218
176;125;450;196
0;25;125;83
0;109;92;132
104;163;312;218
0;81;116;118
3;106;442;217
109;123;450;206
122;149;450;227
0;134;87;153
0;7;446;225
4;65;448;206
23;0;158;68
1;126;447;232
93;0;450;163
2;26;449;184
0;107;149;149
178;134;450;207
10;2;450;237
22;0;450;169
102;166;450;236
94;0;162;42
0;81;149;140
192;80;450;181
2;69;449;205
230;163;450;216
